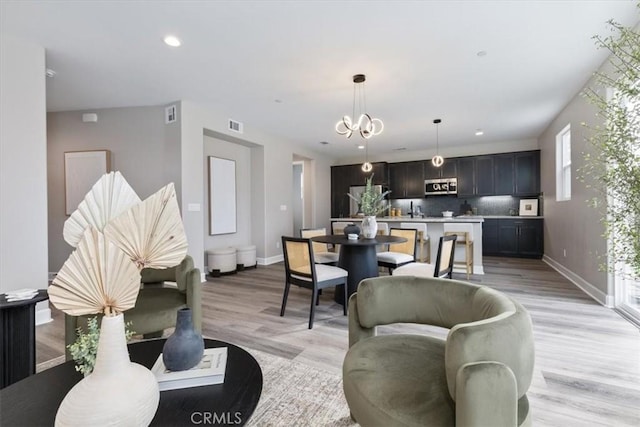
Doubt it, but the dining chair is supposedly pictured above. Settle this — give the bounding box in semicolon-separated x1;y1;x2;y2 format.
300;228;339;265
280;236;348;329
376;228;417;274
400;222;430;263
392;234;458;279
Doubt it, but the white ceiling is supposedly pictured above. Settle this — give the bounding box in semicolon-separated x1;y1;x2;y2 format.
2;1;638;159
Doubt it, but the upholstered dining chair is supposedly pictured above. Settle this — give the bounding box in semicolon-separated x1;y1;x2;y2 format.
300;227;339;265
280;236;348;329
400;222;430;263
392;234;457;279
376;228;417;274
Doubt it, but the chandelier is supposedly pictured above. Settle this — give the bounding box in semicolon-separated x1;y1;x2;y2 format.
432;119;444;168
335;74;384;139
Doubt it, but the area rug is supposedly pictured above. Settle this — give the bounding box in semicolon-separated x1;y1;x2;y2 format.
245;348;354;427
37;348;355;426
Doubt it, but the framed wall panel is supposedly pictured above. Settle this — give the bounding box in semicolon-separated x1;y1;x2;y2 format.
209;156;237;235
64;150;111;215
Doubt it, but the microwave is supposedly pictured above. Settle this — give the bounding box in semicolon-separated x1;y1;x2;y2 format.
425;178;457;195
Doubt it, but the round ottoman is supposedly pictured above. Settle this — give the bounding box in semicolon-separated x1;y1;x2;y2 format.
236;245;257;270
207;248;237;277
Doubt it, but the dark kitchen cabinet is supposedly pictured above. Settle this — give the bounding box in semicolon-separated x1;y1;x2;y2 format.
389;161;424;199
492;151;540;196
424;158;457;179
494;154;515;195
482;219;499;255
457;156;494;196
331;163;388;217
496;218;543;258
514;151;540;196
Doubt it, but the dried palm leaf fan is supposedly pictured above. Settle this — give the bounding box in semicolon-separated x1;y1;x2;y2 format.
49;226;141;316
104;182;188;270
51;173;188;317
63;171;141;248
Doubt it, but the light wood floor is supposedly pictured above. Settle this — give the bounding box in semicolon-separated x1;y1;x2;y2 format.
36;257;640;426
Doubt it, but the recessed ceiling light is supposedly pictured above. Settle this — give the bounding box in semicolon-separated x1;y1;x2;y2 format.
45;68;56;78
475;129;484;136
163;35;181;47
357;145;365;149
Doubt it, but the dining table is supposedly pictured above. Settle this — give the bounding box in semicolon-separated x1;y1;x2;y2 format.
310;234;407;305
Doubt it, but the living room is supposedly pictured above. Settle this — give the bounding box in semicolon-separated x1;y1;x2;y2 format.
1;1;639;426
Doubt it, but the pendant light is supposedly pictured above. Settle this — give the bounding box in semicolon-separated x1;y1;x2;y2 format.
432;119;444;168
336;74;384;139
362;141;373;172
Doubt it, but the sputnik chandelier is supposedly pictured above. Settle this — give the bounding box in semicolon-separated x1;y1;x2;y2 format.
335;74;384;139
432;119;444;168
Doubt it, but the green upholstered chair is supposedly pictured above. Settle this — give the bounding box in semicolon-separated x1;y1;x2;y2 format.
64;255;202;359
343;276;535;427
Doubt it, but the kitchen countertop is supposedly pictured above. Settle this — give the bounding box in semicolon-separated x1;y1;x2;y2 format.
331;215;544;222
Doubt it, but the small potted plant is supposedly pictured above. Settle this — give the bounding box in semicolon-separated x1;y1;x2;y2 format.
347;174;390;238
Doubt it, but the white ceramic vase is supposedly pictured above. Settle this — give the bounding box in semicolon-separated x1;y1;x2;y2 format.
55;313;160;427
362;215;378;239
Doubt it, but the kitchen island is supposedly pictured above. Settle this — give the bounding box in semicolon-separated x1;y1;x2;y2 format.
330;216;485;275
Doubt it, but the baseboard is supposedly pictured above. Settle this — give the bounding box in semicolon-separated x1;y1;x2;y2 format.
35;304;52;325
542;255;614;307
258;255;284;265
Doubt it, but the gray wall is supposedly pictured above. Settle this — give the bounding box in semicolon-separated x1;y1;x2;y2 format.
203;135;252;266
538;77;609;304
47;105;181;271
0;36;49;299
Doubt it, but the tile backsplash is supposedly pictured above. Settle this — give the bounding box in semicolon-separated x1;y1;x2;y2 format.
389;194;543;217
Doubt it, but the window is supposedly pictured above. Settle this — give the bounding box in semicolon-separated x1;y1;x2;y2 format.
555;124;571;201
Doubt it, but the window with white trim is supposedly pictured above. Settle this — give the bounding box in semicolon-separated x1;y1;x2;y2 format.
555;124;571;201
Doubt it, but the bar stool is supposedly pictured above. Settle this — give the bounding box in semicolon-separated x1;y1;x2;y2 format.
400;222;430;263
443;223;474;279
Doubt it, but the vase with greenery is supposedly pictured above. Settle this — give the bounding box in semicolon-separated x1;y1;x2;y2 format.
49;171;189;426
580;14;639;289
347;174;390;238
67;316;135;376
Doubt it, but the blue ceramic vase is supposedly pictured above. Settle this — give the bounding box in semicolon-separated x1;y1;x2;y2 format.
162;308;204;371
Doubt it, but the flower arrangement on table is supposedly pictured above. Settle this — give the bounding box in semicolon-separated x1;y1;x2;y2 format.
48;171;188;426
347;174;390;216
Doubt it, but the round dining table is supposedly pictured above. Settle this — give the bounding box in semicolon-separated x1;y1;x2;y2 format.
311;234;407;305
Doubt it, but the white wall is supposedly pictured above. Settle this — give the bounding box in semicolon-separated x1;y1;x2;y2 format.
539;76;610;305
337;138;539;165
180;101;336;269
0;37;50;322
47;104;181;272
203;135;252;267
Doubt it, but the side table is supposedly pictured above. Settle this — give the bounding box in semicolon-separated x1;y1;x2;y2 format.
0;289;49;389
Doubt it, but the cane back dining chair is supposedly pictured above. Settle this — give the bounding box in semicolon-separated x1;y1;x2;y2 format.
376;228;418;274
280;236;348;329
392;234;458;279
300;227;339;265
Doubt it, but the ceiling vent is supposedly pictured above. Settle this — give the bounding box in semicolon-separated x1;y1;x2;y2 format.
228;119;243;134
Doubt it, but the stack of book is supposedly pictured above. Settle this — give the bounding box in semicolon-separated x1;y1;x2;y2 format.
4;288;39;302
151;347;228;391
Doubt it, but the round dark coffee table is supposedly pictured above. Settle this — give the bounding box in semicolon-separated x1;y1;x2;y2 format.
0;338;262;426
311;234;406;304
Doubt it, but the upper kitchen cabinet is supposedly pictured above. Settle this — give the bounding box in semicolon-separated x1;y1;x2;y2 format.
389;161;424;199
514;151;540;196
492;150;540;196
424;158;457;179
457;156;494;197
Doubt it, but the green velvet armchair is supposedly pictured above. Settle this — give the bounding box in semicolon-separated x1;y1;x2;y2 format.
343;276;535;427
64;255;202;359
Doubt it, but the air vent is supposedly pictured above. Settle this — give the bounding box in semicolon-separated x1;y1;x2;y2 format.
228;119;243;134
165;105;177;124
